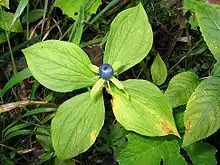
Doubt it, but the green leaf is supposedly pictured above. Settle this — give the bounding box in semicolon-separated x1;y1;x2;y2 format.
164;71;200;108
151;54;167;85
183;0;200;12
117;133;186;165
110;79;179;137
54;0;101;19
10;0;28;29
0;0;9;9
22;40;98;92
174;108;185;134
0;68;32;97
104;3;153;74
51;92;104;160
0;10;23;32
188;14;198;30
109;123;127;156
84;0;101;14
184;141;217;165
193;1;220;61
183;77;220;146
22;9;44;23
211;61;220;76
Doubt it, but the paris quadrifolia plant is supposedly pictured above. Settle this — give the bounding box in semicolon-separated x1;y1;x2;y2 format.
22;3;180;160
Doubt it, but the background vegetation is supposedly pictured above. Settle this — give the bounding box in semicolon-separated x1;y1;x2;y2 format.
0;0;220;164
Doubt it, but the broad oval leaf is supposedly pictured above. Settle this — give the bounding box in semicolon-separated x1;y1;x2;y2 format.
110;79;179;137
0;10;23;32
194;1;220;61
184;142;217;165
118;133;186;165
164;71;200;108
104;3;153;74
183;77;220;147
54;0;101;19
22;40;98;92
151;54;167;85
51;92;105;160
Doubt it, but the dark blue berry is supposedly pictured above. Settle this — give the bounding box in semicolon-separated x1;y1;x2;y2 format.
99;64;114;80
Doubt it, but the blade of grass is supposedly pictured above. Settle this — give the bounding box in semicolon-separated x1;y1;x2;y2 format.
5;129;47;140
41;0;49;34
26;2;29;39
89;0;120;25
10;0;29;30
30;80;40;100
22;107;56;118
4;122;33;137
68;6;84;44
0;68;32;97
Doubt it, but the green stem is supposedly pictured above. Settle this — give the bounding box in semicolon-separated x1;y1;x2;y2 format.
41;0;49;34
0;6;16;74
5;31;17;74
26;2;29;39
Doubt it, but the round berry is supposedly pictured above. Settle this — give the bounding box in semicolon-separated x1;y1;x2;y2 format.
99;64;114;80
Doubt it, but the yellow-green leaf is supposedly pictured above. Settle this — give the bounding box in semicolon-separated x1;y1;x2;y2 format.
104;3;153;74
51;92;104;160
110;79;179;137
151;54;167;85
0;0;9;9
165;71;200;108
0;10;23;32
22;40;98;92
54;0;101;19
183;77;220;146
193;1;220;61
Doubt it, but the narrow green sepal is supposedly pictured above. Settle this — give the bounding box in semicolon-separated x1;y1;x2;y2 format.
110;77;124;90
110;77;129;99
89;64;99;74
90;78;105;98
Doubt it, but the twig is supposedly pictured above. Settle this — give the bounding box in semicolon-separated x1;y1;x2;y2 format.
0;100;57;113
